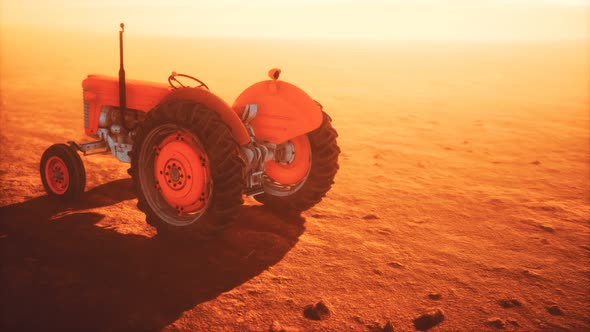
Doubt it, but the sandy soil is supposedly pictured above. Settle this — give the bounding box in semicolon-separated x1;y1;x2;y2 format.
1;28;589;331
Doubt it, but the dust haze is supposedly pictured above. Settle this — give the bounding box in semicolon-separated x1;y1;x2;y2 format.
1;23;589;331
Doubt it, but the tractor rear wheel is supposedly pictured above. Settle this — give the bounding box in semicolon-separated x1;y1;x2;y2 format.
131;100;244;237
254;112;340;213
40;143;86;200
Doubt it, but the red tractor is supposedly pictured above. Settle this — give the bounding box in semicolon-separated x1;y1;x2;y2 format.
40;24;340;237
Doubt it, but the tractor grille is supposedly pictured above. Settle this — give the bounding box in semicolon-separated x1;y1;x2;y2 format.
83;100;90;128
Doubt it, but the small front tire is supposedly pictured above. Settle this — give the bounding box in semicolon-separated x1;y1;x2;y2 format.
40;143;86;200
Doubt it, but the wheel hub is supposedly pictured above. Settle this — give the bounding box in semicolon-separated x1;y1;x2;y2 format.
275;141;296;165
161;159;185;190
265;135;311;186
153;130;211;216
169;166;181;182
45;156;69;194
52;169;64;181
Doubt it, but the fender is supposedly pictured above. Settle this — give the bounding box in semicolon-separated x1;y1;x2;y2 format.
159;87;250;146
232;79;323;144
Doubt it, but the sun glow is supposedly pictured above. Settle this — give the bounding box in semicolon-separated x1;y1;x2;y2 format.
1;0;588;41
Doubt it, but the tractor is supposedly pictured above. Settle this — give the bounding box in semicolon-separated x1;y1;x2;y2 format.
40;24;340;237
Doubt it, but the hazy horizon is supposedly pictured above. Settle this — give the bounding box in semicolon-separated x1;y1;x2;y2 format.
1;24;589;48
1;0;589;42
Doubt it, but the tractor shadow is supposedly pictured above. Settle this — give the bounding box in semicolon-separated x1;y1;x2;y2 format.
0;178;305;331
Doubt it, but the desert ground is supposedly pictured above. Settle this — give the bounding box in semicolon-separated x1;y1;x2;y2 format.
1;27;589;331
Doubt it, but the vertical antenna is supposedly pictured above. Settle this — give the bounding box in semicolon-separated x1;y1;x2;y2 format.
119;23;127;116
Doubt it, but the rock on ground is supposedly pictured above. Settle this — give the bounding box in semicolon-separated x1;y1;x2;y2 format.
498;298;522;308
413;308;445;331
485;317;506;329
547;305;564;316
303;300;333;321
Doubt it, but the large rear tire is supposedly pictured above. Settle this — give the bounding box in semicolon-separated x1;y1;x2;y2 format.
40;143;86;200
254;112;340;213
131;100;244;237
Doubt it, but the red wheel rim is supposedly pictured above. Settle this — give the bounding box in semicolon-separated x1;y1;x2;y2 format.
154;131;211;216
265;135;311;185
45;156;69;194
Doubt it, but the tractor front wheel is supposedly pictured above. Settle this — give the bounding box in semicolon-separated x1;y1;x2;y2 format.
40;143;86;200
131;100;244;237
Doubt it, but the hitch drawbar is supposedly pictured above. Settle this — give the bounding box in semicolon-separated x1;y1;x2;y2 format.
68;140;107;155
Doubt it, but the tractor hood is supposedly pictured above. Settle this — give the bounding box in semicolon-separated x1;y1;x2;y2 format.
82;75;172;112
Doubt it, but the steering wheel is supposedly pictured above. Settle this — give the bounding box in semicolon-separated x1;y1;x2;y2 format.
168;72;209;90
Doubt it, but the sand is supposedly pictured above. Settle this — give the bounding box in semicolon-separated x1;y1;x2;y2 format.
1;27;589;331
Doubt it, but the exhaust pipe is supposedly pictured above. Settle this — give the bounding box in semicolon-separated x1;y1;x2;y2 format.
118;23;132;130
119;23;126;114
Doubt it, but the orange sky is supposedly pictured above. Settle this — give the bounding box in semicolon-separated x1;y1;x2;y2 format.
1;0;589;41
